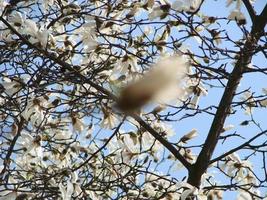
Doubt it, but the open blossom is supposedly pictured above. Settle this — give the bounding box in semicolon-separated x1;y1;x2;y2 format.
184;79;208;109
17;131;43;157
220;153;257;184
148;4;171;20
240;91;255;115
100;107;118;129
227;0;255;10
1;77;22;96
22;97;47;126
59;172;82;199
71;114;85;133
0;0;8;14
222;124;235;132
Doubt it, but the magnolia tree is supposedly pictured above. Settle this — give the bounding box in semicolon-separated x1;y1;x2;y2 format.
0;0;267;199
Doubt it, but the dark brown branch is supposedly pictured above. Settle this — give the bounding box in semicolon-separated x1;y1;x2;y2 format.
187;5;267;187
242;0;256;23
209;130;267;164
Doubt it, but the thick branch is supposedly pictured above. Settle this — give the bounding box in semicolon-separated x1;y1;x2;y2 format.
187;4;267;187
242;0;256;23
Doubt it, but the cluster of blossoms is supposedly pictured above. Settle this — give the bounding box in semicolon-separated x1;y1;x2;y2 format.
0;0;266;199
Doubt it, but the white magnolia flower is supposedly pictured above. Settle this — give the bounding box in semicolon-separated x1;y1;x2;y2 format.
148;6;164;20
228;10;246;24
172;0;201;12
220;153;256;183
1;77;22;96
227;0;254;10
22;98;46;126
43;0;55;11
240;91;255;115
144;0;155;9
22;19;38;35
17;131;43;157
0;191;18;200
179;148;196;163
52;130;72;140
8;11;25;26
175;182;199;200
71;115;85;133
260;88;267;106
113;55;139;75
152;121;175;138
100;108;118;129
260;99;267;107
74;22;98;52
184;79;208;108
59;180;74;200
222;124;235;132
0;0;8;15
236;191;252;200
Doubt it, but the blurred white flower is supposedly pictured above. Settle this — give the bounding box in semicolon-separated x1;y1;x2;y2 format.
117;55;187;112
8;11;25;26
220;153;256;184
152;121;175;138
148;6;165;20
228;10;246;24
74;22;98;52
179;129;198;143
113;55;139;75
179;148;196;163
42;0;55;11
260;99;267;107
52;130;72;140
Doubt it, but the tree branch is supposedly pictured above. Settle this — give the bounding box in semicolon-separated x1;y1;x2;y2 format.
242;0;256;23
209;130;267;164
187;4;267;187
72;117;125;172
0;16;191;170
131;113;192;170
